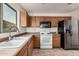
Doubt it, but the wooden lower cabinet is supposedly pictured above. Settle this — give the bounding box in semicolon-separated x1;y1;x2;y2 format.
33;33;40;48
16;36;33;56
16;44;28;56
33;37;40;48
53;34;61;48
27;39;33;56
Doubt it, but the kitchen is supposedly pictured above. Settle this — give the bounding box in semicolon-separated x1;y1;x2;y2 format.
0;3;79;56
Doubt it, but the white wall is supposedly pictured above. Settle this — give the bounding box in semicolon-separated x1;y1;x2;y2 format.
68;9;79;20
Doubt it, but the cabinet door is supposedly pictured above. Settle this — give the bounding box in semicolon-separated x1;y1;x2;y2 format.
27;40;33;56
51;17;58;27
35;16;40;27
16;44;28;56
27;15;31;27
20;9;27;27
53;34;61;48
31;16;36;27
23;44;28;56
33;33;40;48
53;38;60;48
34;37;40;48
16;49;24;56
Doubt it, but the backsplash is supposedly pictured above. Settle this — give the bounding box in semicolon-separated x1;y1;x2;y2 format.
26;27;58;33
51;27;58;33
26;27;40;32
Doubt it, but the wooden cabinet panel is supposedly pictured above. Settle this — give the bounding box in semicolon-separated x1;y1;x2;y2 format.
33;33;40;48
16;44;28;56
20;9;27;27
53;34;61;48
51;17;58;27
27;39;33;56
35;16;40;27
41;17;51;21
23;44;28;56
20;8;30;27
53;38;60;48
53;34;60;38
31;16;36;27
27;15;31;27
57;17;71;21
34;37;40;48
16;36;33;56
31;16;40;27
30;16;71;27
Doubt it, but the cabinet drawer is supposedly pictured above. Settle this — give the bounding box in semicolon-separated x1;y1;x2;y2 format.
53;34;60;38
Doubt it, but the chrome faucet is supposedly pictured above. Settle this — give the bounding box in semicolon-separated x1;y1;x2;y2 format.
9;26;20;41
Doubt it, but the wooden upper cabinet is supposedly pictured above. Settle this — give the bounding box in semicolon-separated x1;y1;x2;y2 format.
31;16;40;27
20;8;28;27
31;16;36;27
30;16;71;27
57;16;71;21
51;17;58;27
35;16;40;27
27;15;31;27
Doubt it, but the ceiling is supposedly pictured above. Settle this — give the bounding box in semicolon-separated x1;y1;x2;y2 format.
20;3;79;14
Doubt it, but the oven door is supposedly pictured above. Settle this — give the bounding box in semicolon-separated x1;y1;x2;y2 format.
40;34;52;48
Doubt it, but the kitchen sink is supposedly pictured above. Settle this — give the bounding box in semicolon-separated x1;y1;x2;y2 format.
0;35;32;49
0;37;27;49
13;36;31;40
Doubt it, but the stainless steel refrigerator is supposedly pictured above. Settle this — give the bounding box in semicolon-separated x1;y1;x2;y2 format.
64;20;72;49
64;20;79;49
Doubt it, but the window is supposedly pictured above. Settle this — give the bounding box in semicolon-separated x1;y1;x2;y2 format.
0;4;1;33
0;3;17;33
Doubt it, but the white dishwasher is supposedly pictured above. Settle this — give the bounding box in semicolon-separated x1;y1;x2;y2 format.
40;33;52;49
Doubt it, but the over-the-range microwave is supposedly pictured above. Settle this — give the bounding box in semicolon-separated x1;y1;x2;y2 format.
40;21;51;28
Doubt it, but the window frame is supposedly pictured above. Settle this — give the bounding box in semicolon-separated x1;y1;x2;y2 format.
0;3;17;33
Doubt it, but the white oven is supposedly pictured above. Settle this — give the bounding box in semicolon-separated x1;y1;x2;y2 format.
40;28;52;49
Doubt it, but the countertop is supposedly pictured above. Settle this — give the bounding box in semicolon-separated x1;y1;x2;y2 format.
0;34;33;56
0;32;27;39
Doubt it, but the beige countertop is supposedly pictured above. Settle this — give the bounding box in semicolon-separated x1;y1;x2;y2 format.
0;34;33;56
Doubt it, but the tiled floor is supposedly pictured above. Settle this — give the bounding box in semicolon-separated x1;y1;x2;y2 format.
32;48;79;56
